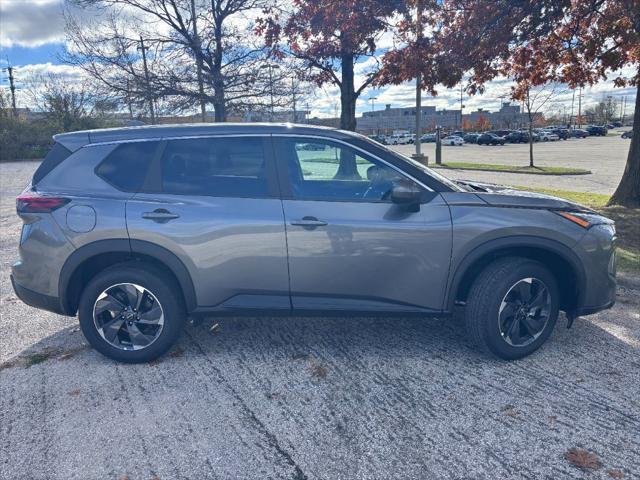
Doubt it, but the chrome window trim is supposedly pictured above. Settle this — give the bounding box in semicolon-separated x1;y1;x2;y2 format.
85;132;433;192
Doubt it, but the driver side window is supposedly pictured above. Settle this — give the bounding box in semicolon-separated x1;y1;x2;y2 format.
285;139;420;202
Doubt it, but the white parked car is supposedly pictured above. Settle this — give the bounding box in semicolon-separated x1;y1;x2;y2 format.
386;134;412;145
538;131;560;141
442;135;464;146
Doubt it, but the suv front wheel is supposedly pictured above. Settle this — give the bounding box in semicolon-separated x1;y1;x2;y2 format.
78;262;186;363
465;257;559;360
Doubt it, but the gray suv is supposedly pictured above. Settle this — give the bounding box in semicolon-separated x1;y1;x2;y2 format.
11;124;616;363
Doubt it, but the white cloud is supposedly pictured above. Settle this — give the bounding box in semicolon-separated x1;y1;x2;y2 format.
0;0;66;47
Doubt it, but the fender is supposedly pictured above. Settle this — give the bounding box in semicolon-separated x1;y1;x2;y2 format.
59;239;197;314
444;235;587;313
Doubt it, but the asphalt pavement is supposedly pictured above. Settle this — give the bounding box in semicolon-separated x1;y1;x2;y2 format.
1;159;639;480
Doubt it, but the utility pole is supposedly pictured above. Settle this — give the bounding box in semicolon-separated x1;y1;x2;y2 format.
125;79;134;119
138;35;156;124
305;103;310;123
413;0;426;164
6;64;17;117
622;95;627;124
190;0;207;122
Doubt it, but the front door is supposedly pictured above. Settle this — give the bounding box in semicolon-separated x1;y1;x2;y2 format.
273;136;452;313
126;135;290;311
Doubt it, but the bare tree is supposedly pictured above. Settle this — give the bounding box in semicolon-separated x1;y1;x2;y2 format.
516;82;564;168
65;0;295;122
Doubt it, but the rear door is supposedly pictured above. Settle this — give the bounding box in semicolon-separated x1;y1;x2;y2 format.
126;135;290;312
273;136;452;313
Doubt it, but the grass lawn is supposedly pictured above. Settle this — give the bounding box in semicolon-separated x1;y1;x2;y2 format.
514;187;639;274
512;187;611;208
433;162;591;175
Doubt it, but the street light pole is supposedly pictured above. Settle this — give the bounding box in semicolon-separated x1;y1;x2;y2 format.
413;0;426;164
369;96;377;134
260;63;280;121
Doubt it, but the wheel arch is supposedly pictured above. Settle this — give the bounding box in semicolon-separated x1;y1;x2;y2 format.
446;236;586;313
59;239;197;315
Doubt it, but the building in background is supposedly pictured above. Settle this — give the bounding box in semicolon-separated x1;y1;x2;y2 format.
356;102;534;134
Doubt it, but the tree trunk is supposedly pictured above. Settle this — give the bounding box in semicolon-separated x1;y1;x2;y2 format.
213;75;225;122
528;115;534;168
339;52;357;131
609;83;640;207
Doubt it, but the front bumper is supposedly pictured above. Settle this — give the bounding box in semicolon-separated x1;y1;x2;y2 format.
572;224;617;316
10;274;66;316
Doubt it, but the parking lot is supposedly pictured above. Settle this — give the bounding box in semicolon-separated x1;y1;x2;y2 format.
392;130;630;195
1;148;639;479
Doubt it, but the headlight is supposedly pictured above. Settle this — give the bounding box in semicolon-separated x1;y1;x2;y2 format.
555;211;613;229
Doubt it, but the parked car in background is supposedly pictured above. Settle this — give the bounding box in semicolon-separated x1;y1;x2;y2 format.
611;121;622;128
387;134;412;145
538;131;560;142
489;130;512;138
477;133;506;145
450;131;466;138
368;135;388;145
573;129;589;138
548;128;569;140
621;130;633;139
506;131;528;143
420;133;437;143
463;133;480;144
442;135;464;146
12;123;617;363
517;130;540;142
586;125;608;136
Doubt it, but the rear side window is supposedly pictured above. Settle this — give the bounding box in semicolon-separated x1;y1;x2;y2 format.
96;141;159;192
160;137;269;197
32;142;71;185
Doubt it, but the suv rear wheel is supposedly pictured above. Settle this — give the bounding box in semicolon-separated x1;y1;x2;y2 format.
465;257;559;360
78;262;185;363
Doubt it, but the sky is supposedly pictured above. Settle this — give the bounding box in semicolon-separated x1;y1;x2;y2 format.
1;0;636;119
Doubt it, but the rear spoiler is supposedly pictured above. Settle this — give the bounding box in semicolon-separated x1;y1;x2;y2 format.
52;131;91;152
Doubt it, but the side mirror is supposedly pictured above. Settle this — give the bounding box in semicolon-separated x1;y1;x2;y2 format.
390;180;422;207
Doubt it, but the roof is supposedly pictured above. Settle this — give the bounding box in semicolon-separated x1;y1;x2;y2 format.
53;123;349;152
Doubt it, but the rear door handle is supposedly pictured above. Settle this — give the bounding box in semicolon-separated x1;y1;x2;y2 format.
142;209;180;223
290;216;328;228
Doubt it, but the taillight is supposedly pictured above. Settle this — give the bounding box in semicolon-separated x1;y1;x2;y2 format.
16;191;70;214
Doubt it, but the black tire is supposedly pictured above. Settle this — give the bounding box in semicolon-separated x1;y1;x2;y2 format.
78;262;186;363
464;257;559;360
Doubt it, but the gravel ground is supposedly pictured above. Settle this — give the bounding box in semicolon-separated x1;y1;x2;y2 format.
392;131;630;195
1;159;639;480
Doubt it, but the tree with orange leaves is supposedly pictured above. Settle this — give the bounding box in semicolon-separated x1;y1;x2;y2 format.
256;0;397;131
436;0;639;205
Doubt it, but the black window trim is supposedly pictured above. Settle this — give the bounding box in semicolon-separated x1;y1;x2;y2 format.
272;135;435;204
94;141;164;194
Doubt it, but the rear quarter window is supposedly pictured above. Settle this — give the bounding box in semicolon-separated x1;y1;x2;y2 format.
32;142;72;186
96;141;160;192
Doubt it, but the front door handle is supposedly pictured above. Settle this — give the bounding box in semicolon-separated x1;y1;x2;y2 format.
142;209;180;223
290;216;328;229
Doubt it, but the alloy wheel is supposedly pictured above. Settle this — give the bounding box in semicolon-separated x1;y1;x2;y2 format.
498;277;551;347
93;283;164;351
